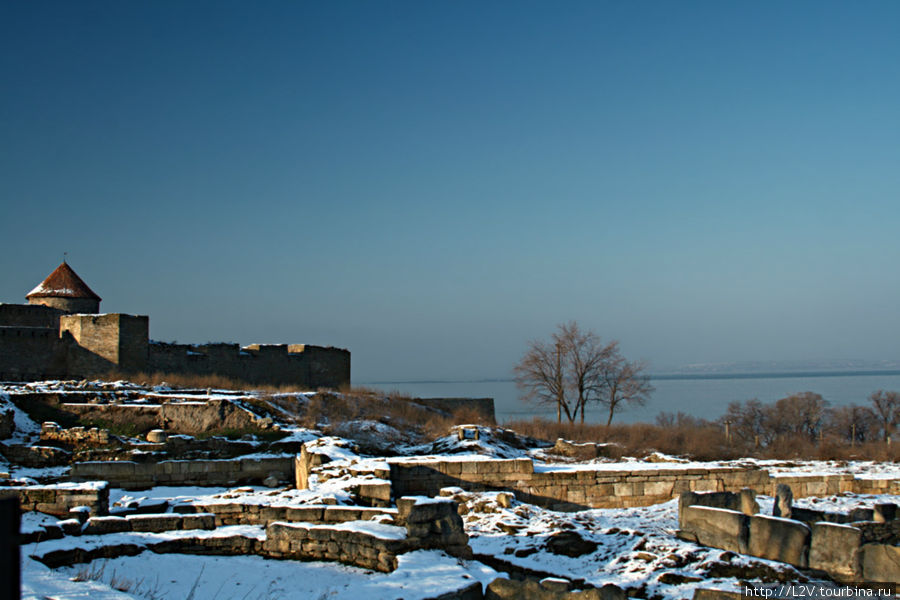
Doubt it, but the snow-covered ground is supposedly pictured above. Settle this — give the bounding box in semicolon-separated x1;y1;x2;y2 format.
26;551;499;600
19;481;900;600
6;382;900;599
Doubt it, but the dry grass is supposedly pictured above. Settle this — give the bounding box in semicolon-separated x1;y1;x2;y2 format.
503;417;900;462
102;370;315;394
299;389;492;442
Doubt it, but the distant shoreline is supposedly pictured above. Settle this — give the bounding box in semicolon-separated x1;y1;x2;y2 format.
363;369;900;386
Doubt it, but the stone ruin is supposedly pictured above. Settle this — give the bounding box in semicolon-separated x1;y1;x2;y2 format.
677;485;900;584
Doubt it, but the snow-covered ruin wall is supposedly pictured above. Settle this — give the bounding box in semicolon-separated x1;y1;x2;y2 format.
69;456;293;489
0;482;108;517
297;450;900;511
678;489;900;583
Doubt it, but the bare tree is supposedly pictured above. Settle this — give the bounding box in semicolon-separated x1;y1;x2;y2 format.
826;404;877;444
722;399;774;446
870;390;900;442
597;351;654;426
770;392;828;442
514;322;637;425
513;333;572;423
557;322;616;423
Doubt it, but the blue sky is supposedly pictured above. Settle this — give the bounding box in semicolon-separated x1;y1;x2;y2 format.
2;1;899;382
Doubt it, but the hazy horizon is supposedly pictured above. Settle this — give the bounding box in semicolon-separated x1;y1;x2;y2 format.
4;2;900;383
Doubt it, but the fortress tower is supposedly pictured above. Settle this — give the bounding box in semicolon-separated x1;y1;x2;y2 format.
26;261;102;314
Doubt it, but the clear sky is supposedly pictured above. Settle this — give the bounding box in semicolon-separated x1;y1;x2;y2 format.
2;1;899;382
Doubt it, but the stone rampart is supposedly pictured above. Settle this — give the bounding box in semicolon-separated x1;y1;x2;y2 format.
0;327;67;380
0;304;63;328
69;456;293;489
148;342;350;389
0;482;108;517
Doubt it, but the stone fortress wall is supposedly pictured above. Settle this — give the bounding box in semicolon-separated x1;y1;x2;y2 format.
0;266;350;389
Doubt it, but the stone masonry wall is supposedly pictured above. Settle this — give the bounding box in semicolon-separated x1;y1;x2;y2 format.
0;304;63;328
148;342;350;389
384;458;770;511
0;327;68;380
69;456;293;489
0;482;108;517
41;421;110;445
60;313;149;375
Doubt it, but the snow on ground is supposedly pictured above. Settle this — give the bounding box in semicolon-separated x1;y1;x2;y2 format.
1;389;42;444
457;491;830;600
37;551;498;600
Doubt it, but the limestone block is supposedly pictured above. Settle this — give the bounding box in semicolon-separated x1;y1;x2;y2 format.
83;516;131;535
324;507;362;523
773;484;793;519
679;506;749;554
809;522;862;582
514;458;534;474
127;514;183;532
182;514;215;530
643;481;674;497
749;515;810;568
286;506;324;522
739;488;759;516
861;544;900;583
259;507;287;523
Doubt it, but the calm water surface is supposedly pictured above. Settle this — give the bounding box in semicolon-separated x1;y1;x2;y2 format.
365;372;900;425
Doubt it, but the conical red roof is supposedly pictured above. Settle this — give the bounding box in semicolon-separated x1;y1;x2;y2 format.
26;262;102;301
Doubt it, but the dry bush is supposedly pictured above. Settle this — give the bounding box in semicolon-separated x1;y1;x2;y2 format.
502;416;900;462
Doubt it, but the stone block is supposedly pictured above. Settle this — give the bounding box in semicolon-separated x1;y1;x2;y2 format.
182;514;216;530
127;514;183;532
83;516;131;535
749;515;810;568
809;522;862;582
773;484;793;519
286;506;323;522
514;458;534;474
679;506;749;554
861;543;900;583
323;508;361;523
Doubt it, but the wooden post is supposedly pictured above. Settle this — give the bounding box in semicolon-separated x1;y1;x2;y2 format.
723;420;732;444
0;496;20;600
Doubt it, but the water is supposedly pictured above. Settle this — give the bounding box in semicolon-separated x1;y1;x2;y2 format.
364;371;900;425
